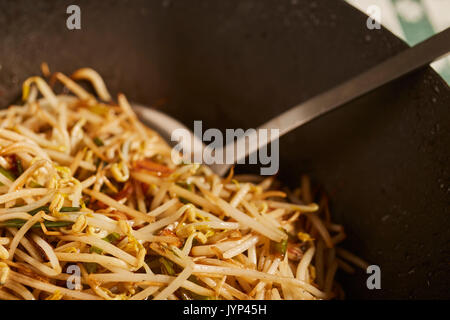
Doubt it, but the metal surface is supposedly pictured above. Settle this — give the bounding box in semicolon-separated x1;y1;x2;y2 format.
133;104;205;162
211;29;450;176
0;0;449;299
136;29;450;177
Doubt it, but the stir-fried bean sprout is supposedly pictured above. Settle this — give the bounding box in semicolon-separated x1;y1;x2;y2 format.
0;67;366;300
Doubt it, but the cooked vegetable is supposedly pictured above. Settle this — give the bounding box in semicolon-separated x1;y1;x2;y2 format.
84;262;98;274
0;167;16;181
93;137;104;147
15;158;24;176
0;67;364;301
159;257;176;276
0;219;73;229
271;238;288;257
103;232;121;244
90;246;103;254
178;288;214;300
28;206;81;215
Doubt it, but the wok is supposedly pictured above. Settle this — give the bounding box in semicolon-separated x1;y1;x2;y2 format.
0;0;448;299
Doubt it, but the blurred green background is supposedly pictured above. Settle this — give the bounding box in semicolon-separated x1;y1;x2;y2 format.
346;0;450;84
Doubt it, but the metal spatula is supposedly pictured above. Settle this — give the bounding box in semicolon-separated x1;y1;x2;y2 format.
133;27;450;177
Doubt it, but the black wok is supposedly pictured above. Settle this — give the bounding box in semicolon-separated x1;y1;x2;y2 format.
0;0;448;299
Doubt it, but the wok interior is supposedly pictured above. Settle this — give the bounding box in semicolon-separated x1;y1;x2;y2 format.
0;0;449;299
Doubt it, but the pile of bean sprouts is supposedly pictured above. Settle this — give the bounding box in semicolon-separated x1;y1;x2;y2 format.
0;65;368;300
